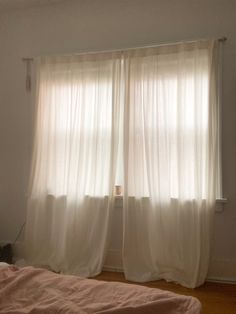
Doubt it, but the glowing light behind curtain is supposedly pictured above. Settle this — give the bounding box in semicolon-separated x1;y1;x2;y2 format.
122;41;219;288
25;53;123;276
25;40;220;287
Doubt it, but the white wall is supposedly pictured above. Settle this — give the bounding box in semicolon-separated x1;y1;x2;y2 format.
0;0;236;281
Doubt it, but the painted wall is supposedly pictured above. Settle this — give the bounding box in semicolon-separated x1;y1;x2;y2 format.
0;0;235;281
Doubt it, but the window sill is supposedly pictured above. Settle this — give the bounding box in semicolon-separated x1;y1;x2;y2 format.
216;198;228;204
114;196;228;213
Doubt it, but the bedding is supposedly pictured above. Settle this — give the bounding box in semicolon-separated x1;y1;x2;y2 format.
0;264;201;314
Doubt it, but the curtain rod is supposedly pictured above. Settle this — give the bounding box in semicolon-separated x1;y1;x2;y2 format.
22;36;227;61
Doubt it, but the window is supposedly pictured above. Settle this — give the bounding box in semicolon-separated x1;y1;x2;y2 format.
26;41;221;286
32;56;120;197
30;41;221;202
126;51;210;199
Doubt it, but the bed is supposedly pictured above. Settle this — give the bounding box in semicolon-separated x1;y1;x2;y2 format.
0;263;201;313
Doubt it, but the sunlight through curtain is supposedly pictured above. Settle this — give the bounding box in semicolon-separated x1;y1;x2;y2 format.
122;41;220;288
25;40;220;287
25;53;123;276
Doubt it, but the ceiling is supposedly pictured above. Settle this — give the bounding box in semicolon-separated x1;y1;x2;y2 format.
0;0;65;11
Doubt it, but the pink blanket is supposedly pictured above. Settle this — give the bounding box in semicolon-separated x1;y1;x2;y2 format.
0;266;201;313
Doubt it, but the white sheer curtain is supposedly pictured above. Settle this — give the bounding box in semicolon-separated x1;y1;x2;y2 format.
25;40;220;287
122;41;220;288
25;53;123;276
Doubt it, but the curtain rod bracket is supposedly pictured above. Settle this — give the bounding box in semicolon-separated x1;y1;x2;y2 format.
22;57;34;61
22;58;33;92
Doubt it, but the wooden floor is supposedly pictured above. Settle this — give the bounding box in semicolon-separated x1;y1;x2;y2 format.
94;271;236;314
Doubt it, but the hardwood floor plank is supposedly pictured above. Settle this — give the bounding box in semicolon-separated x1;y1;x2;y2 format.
94;271;236;314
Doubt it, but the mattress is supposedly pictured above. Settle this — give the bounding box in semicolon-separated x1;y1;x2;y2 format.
0;264;201;313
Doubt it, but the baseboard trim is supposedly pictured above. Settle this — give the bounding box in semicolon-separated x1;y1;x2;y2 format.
206;277;236;284
102;267;236;285
103;265;123;273
207;258;236;283
104;249;123;271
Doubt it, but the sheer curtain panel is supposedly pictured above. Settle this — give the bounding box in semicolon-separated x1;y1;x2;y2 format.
25;53;122;276
25;40;220;287
122;41;220;288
